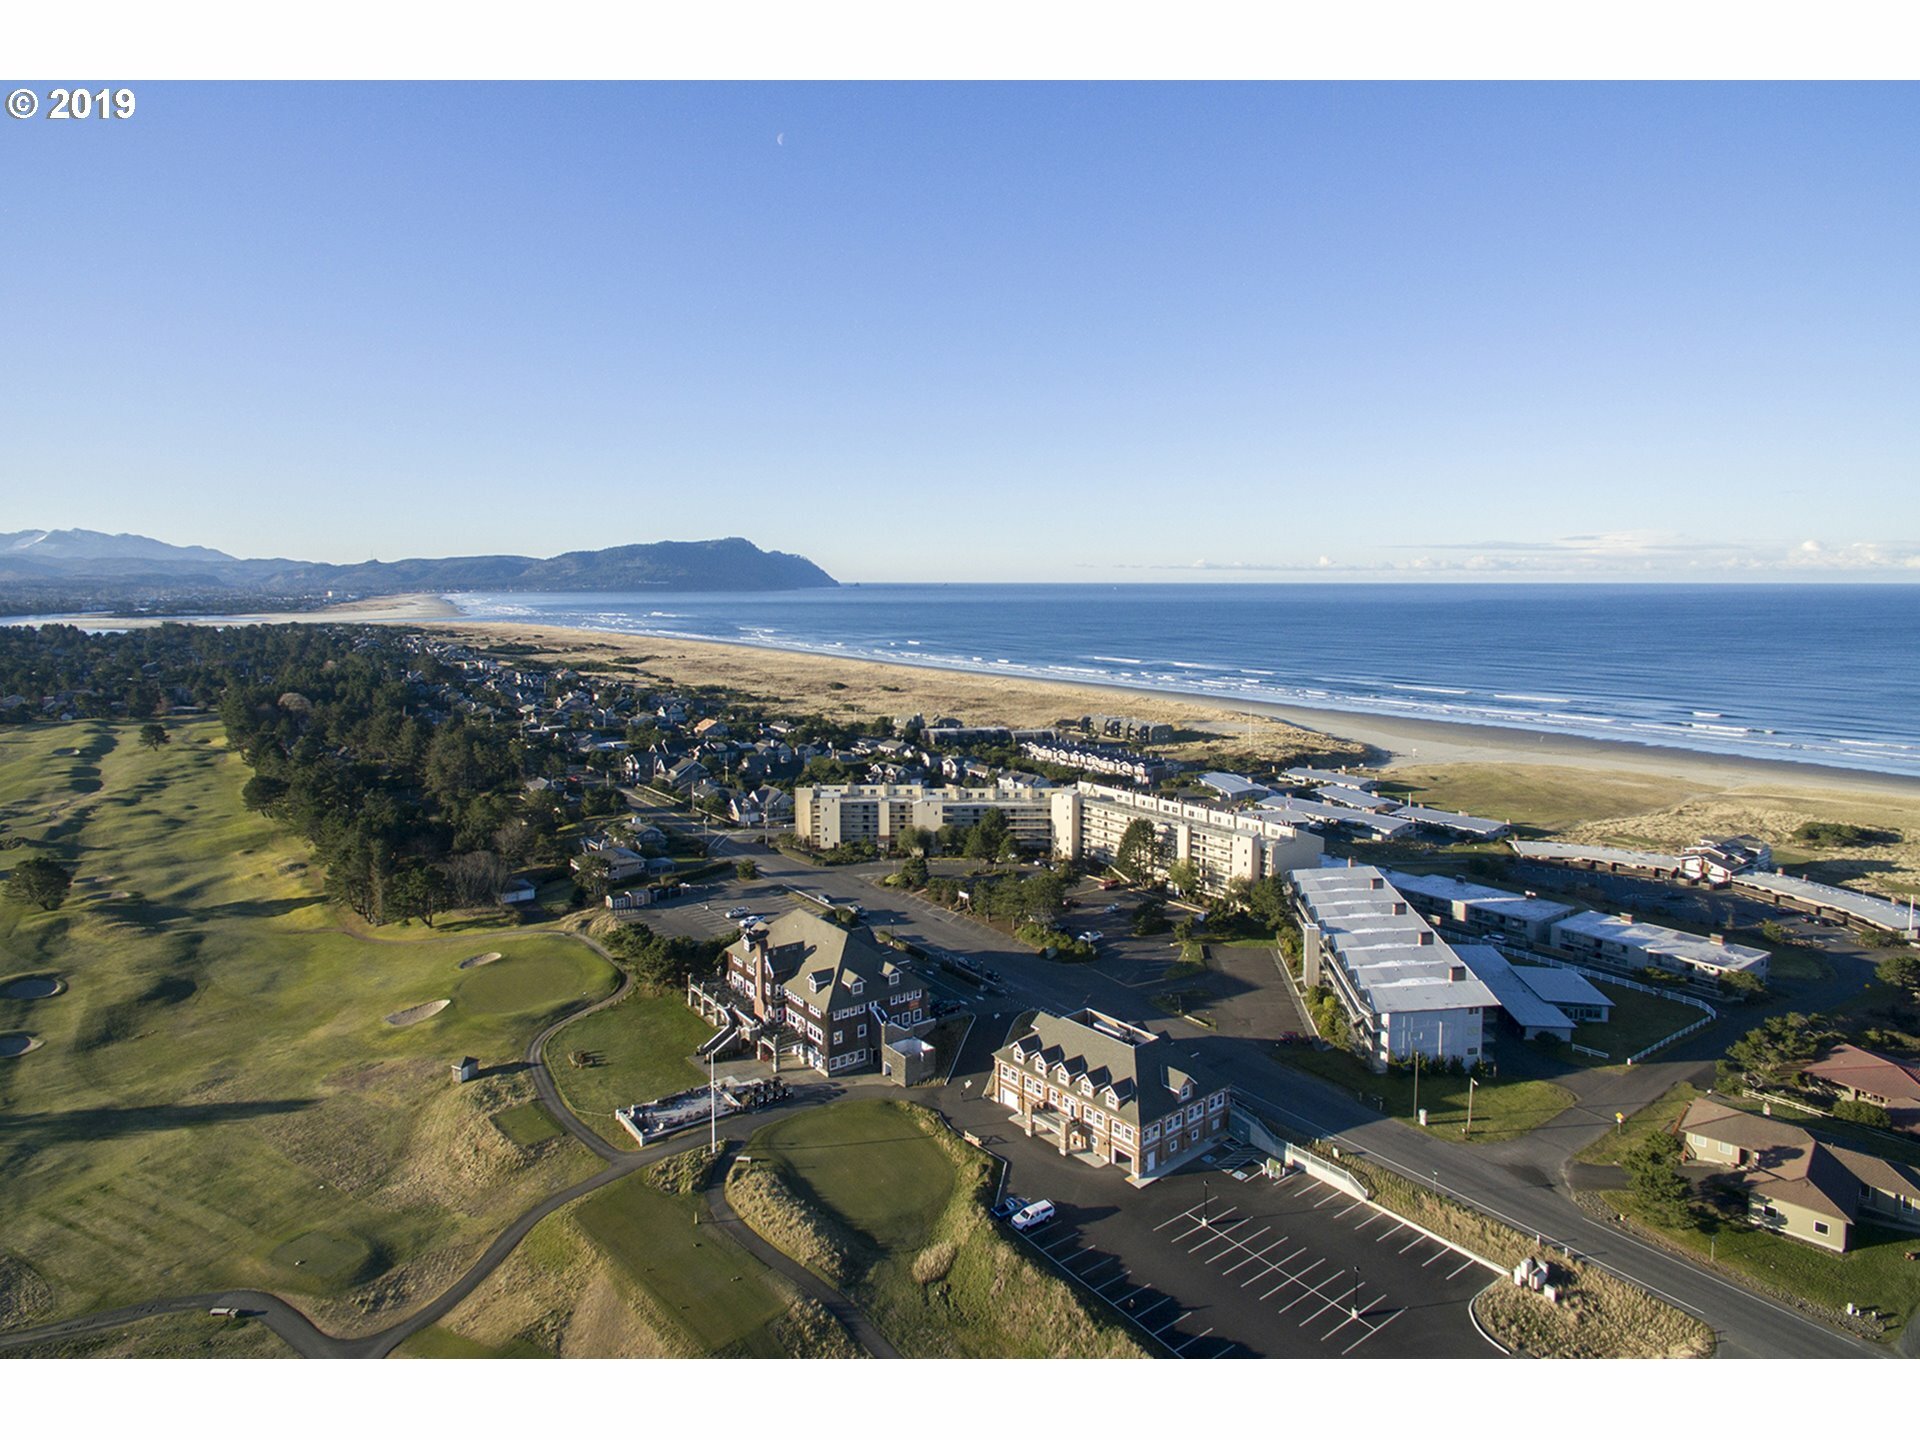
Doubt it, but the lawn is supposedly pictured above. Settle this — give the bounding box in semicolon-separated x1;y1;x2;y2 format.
735;1098;1145;1357
1556;983;1707;1065
573;1168;796;1356
1277;1045;1577;1143
491;1101;564;1148
1572;1082;1701;1167
543;987;719;1146
0;718;610;1335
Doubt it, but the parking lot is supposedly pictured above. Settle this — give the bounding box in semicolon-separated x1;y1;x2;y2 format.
995;1140;1502;1359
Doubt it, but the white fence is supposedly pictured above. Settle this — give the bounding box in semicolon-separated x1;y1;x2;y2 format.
1228;1106;1369;1200
1625;1012;1716;1065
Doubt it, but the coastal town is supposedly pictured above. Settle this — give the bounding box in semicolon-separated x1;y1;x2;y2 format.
7;616;1917;1362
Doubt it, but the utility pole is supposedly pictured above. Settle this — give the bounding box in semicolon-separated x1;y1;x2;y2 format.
1412;1049;1420;1122
1465;1075;1477;1137
1201;1178;1211;1229
709;1049;718;1155
1349;1266;1360;1320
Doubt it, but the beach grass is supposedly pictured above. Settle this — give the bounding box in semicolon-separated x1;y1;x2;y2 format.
0;717;611;1334
734;1098;1145;1357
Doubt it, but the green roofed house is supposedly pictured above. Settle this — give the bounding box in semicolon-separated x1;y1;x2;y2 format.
993;1008;1230;1181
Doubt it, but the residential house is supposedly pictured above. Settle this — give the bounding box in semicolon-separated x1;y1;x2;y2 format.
1679;1096;1920;1252
1801;1045;1920;1131
721;911;926;1075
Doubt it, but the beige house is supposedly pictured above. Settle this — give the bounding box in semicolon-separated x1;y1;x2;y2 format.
1679;1096;1920;1252
1801;1044;1920;1131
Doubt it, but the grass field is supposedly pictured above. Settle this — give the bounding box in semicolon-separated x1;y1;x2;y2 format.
397;1149;855;1358
1277;1046;1577;1143
736;1098;1145;1357
543;988;718;1146
0;718;612;1335
1573;1082;1701;1167
492;1101;564;1148
2;1310;299;1359
1558;983;1706;1065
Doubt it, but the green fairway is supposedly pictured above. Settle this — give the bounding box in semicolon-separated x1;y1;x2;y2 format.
1278;1045;1577;1143
736;1099;1144;1357
574;1167;793;1356
545;988;718;1146
749;1098;956;1251
269;1229;378;1286
396;1324;545;1358
492;1101;564;1148
0;718;611;1330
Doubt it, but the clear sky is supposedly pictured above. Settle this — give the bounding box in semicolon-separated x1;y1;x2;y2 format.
3;81;1915;582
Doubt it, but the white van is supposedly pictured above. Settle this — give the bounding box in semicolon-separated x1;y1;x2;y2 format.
1009;1200;1056;1232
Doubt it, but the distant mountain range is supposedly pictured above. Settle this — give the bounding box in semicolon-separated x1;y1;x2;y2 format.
0;530;839;598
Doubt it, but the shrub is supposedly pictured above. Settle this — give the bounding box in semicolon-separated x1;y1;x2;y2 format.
1832;1099;1892;1129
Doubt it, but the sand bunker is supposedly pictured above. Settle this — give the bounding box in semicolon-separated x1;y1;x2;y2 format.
0;976;64;1000
105;891;132;901
0;1033;43;1058
457;951;504;970
384;999;450;1027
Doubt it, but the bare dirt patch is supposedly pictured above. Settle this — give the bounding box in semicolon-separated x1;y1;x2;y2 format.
384;999;449;1027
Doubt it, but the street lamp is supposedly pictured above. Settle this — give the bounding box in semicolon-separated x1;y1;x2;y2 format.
1464;1075;1478;1137
1349;1266;1360;1320
1201;1179;1211;1229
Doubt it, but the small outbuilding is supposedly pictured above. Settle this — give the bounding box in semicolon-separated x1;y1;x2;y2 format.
452;1056;480;1083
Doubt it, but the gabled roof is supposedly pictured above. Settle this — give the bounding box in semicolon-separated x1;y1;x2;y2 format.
995;1008;1223;1128
1679;1096;1920;1222
728;910;906;1019
1802;1045;1920;1108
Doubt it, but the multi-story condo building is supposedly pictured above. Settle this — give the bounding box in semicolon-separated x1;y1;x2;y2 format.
1290;865;1496;1073
794;783;1065;853
720;911;926;1075
1547;911;1769;983
992;1008;1230;1180
1058;783;1323;893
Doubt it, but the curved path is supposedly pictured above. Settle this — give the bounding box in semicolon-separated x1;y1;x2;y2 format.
0;931;891;1360
701;1145;899;1359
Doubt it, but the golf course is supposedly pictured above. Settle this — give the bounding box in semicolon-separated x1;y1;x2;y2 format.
0;717;619;1339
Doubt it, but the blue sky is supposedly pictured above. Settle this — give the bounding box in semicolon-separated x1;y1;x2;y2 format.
2;81;1915;582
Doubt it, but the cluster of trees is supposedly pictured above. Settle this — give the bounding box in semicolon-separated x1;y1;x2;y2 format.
1720;1011;1836;1089
1302;984;1350;1046
214;629;556;926
601;923;729;989
4;855;74;911
1622;1130;1692;1226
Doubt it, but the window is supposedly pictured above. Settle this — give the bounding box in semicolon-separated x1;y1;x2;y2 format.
857;1023;867;1038
1814;1222;1830;1236
1719;1141;1736;1156
832;1030;842;1045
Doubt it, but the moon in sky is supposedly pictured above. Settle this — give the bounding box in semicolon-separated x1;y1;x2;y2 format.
776;132;785;146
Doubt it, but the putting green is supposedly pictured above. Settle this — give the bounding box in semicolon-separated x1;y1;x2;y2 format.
453;948;607;1016
269;1230;376;1286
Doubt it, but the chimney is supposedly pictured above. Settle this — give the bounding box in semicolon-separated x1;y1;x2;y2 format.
1392;901;1407;916
1619;913;1634;924
1710;933;1726;946
1449;963;1466;981
1369;876;1384;890
1417;931;1434;946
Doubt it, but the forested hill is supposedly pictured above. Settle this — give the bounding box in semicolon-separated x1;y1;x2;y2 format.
0;531;837;614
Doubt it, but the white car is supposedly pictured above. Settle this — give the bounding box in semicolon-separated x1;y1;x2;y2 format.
1076;931;1101;944
1009;1199;1056;1232
724;907;749;919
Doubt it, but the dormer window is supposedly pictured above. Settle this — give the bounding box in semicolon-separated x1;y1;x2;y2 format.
1079;1078;1094;1097
810;973;831;994
849;978;864;997
888;971;900;986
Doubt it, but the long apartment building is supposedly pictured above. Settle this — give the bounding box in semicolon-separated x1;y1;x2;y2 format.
794;783;1066;853
1290;865;1496;1072
796;781;1322;893
1055;783;1323;892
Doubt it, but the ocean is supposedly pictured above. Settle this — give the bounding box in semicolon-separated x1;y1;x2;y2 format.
447;584;1920;779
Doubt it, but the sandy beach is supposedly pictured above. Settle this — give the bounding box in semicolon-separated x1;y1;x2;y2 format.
25;591;1918;890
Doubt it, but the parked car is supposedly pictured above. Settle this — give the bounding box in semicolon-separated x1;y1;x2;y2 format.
724;907;749;919
1076;931;1101;944
991;1193;1026;1220
1009;1200;1057;1232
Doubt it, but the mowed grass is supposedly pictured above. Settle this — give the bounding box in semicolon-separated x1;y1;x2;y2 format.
1278;1046;1577;1143
738;1099;1145;1357
1558;983;1707;1065
544;988;718;1147
492;1101;564;1148
0;718;613;1330
573;1168;793;1356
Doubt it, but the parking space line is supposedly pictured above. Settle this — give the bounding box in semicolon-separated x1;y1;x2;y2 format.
1397;1233;1426;1254
1446;1256;1479;1280
1151;1309;1193;1338
1350;1212;1383;1232
1334;1199;1366;1218
1313;1189;1343;1209
1073;1254;1121;1281
1374;1222;1407;1244
1154;1208;1200;1232
1320;1308;1363;1341
1421;1247;1449;1268
1342;1308;1402;1356
1219;1228;1272;1272
1095;1269;1133;1295
1296;1295;1341;1327
1170;1327;1215;1356
1133;1295;1176;1325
